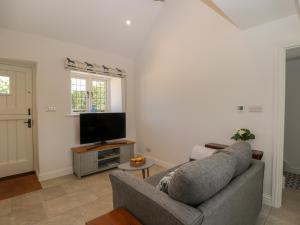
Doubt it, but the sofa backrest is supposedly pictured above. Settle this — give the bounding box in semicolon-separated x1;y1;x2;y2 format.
165;141;253;207
197;160;265;225
168;152;237;206
221;141;252;177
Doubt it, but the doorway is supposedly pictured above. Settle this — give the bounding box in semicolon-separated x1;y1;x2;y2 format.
0;62;34;178
284;49;300;191
273;44;300;208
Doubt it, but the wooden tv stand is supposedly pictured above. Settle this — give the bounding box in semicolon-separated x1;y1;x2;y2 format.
71;140;135;178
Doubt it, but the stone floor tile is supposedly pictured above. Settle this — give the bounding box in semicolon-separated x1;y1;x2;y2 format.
11;191;43;211
79;199;113;222
43;195;75;218
14;203;48;225
0;198;12;217
37;208;85;225
41;185;67;201
41;175;77;189
0;214;14;225
67;189;98;208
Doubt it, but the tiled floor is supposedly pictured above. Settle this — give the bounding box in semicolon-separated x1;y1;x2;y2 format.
0;165;299;225
262;188;300;225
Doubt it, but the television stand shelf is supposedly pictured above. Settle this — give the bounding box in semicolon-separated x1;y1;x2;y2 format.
71;140;135;178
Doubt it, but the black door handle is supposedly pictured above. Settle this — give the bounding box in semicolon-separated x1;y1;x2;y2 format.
24;119;32;128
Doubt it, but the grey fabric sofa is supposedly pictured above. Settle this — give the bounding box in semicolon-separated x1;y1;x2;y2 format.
109;151;265;225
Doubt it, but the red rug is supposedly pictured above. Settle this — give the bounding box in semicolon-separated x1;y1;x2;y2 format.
0;172;42;200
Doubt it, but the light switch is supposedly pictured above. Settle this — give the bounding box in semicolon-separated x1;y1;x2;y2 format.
46;106;56;112
237;106;244;111
248;105;263;112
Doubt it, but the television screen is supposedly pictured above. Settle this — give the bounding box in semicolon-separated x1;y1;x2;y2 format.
80;113;126;144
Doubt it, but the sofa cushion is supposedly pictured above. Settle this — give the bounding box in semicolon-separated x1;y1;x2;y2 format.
222;141;252;177
168;152;237;206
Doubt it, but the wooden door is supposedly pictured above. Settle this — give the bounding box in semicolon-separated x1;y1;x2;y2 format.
0;63;33;178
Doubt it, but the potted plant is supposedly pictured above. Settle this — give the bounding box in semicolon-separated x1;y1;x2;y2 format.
231;128;255;142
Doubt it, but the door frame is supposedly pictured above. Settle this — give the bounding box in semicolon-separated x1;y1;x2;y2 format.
273;42;300;208
0;58;39;175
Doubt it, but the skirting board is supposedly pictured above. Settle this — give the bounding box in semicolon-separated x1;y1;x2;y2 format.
38;167;73;181
263;193;272;207
137;153;176;169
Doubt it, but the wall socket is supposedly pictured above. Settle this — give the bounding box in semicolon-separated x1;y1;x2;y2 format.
248;105;263;112
145;147;152;153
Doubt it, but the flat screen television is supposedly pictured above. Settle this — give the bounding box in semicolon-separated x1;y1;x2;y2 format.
80;113;126;145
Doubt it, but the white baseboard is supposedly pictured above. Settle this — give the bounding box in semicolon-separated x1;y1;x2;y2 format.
38;167;73;181
137;153;176;169
263;193;272;206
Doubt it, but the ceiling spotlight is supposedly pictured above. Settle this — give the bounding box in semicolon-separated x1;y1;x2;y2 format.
126;20;131;26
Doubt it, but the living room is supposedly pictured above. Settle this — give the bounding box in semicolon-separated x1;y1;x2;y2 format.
0;0;300;225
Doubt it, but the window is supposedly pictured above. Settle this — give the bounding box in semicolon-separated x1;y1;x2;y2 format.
71;78;88;112
91;80;107;112
0;75;10;95
71;73;109;114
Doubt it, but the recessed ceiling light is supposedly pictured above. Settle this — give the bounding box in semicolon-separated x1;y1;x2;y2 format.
126;20;131;26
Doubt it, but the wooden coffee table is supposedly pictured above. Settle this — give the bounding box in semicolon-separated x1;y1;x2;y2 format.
118;159;155;179
86;208;142;225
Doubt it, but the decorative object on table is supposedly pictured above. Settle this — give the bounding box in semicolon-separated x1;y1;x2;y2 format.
64;57;126;78
231;128;255;141
130;155;146;167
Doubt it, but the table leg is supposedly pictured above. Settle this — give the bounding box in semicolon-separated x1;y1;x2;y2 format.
147;168;150;177
142;169;146;179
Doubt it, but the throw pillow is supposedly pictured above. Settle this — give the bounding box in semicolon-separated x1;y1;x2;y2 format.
156;169;177;194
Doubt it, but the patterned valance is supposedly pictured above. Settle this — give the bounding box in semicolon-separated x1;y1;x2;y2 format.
64;57;126;78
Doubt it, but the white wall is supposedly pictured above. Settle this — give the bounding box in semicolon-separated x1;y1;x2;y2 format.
0;28;136;180
284;58;300;174
135;0;300;202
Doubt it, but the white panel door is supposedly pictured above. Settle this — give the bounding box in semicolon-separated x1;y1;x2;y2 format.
0;63;33;178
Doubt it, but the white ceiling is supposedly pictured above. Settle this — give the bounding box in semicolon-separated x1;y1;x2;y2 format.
0;0;163;59
212;0;297;29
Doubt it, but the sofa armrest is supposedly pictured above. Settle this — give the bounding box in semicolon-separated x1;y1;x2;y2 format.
109;170;203;225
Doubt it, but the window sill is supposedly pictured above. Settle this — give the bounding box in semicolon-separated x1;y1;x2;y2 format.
65;111;109;117
65;114;80;117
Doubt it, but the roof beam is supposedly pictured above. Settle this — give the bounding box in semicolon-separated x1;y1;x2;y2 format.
201;0;236;27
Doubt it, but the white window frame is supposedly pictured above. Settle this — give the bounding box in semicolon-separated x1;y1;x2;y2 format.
70;71;111;114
